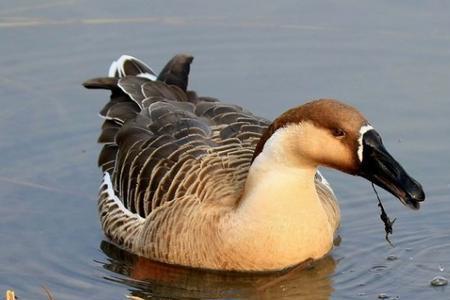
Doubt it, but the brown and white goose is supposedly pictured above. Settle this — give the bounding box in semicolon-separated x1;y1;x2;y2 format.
83;54;425;272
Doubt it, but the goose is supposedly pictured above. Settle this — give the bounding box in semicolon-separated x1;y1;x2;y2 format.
83;54;425;272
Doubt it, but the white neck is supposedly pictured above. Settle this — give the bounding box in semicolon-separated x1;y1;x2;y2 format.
221;125;337;270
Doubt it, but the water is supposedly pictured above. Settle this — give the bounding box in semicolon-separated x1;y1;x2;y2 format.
1;1;449;299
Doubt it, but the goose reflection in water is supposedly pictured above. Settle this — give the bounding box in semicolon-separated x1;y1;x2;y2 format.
98;240;336;299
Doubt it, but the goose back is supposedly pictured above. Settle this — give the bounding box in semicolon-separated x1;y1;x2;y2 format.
84;54;270;218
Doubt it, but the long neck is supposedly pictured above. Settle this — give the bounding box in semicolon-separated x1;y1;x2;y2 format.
237;126;324;223
238;154;318;219
220;126;336;271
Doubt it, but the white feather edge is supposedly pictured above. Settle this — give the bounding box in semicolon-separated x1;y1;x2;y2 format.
316;170;335;196
137;73;157;81
357;124;374;162
108;61;118;77
99;172;143;220
108;54;157;81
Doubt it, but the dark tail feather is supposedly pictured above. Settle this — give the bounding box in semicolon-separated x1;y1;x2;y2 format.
83;77;119;90
158;54;193;91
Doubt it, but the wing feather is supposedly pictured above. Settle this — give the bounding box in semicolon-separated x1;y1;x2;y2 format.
85;54;273;218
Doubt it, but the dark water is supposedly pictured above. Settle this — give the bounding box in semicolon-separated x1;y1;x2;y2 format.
1;1;450;299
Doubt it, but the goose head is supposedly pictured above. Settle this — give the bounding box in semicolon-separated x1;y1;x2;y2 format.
253;99;425;209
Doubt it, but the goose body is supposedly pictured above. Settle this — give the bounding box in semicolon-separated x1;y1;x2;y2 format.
84;54;424;271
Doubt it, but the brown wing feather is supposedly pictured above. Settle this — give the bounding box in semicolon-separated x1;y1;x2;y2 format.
84;55;270;218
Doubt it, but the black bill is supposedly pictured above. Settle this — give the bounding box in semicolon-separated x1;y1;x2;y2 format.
358;130;425;209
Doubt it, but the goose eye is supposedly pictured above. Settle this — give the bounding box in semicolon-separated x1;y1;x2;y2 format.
331;128;346;139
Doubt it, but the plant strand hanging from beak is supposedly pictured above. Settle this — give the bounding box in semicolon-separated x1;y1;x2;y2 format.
372;183;396;247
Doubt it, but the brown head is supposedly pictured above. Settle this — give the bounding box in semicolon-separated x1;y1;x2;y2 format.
254;99;368;174
253;99;425;209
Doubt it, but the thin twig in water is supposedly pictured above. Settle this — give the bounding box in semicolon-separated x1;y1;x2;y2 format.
371;183;396;247
42;285;55;300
